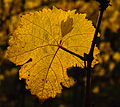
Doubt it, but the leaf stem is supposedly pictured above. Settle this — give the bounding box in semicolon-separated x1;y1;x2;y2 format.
58;45;85;61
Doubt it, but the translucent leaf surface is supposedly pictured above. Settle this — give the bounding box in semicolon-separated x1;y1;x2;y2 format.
5;7;99;102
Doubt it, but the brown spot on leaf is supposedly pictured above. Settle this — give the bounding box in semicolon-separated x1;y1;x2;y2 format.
61;17;73;37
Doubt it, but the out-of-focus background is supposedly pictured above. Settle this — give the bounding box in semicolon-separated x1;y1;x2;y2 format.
0;0;120;107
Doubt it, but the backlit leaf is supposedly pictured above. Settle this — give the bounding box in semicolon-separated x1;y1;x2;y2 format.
5;7;99;102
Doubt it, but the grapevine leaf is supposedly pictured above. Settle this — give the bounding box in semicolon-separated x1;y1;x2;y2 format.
5;7;99;102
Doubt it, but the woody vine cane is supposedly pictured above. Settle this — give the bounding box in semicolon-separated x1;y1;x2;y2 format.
84;0;110;107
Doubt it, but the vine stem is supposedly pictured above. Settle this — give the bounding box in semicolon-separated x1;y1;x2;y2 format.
84;8;105;107
58;45;85;61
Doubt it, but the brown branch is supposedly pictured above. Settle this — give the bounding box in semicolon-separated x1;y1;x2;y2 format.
84;10;104;107
84;0;110;107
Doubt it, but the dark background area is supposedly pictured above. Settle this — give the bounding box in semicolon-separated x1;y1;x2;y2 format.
0;0;120;107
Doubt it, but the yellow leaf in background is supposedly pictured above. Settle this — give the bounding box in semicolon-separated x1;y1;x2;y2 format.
92;86;99;94
109;62;115;71
113;52;120;62
0;74;4;80
5;7;99;102
25;0;42;9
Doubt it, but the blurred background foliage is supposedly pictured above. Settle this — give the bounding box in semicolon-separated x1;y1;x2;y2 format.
0;0;120;107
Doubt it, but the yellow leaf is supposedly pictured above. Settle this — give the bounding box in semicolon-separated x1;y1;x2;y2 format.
0;74;4;80
92;86;99;94
113;52;120;62
5;7;99;102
